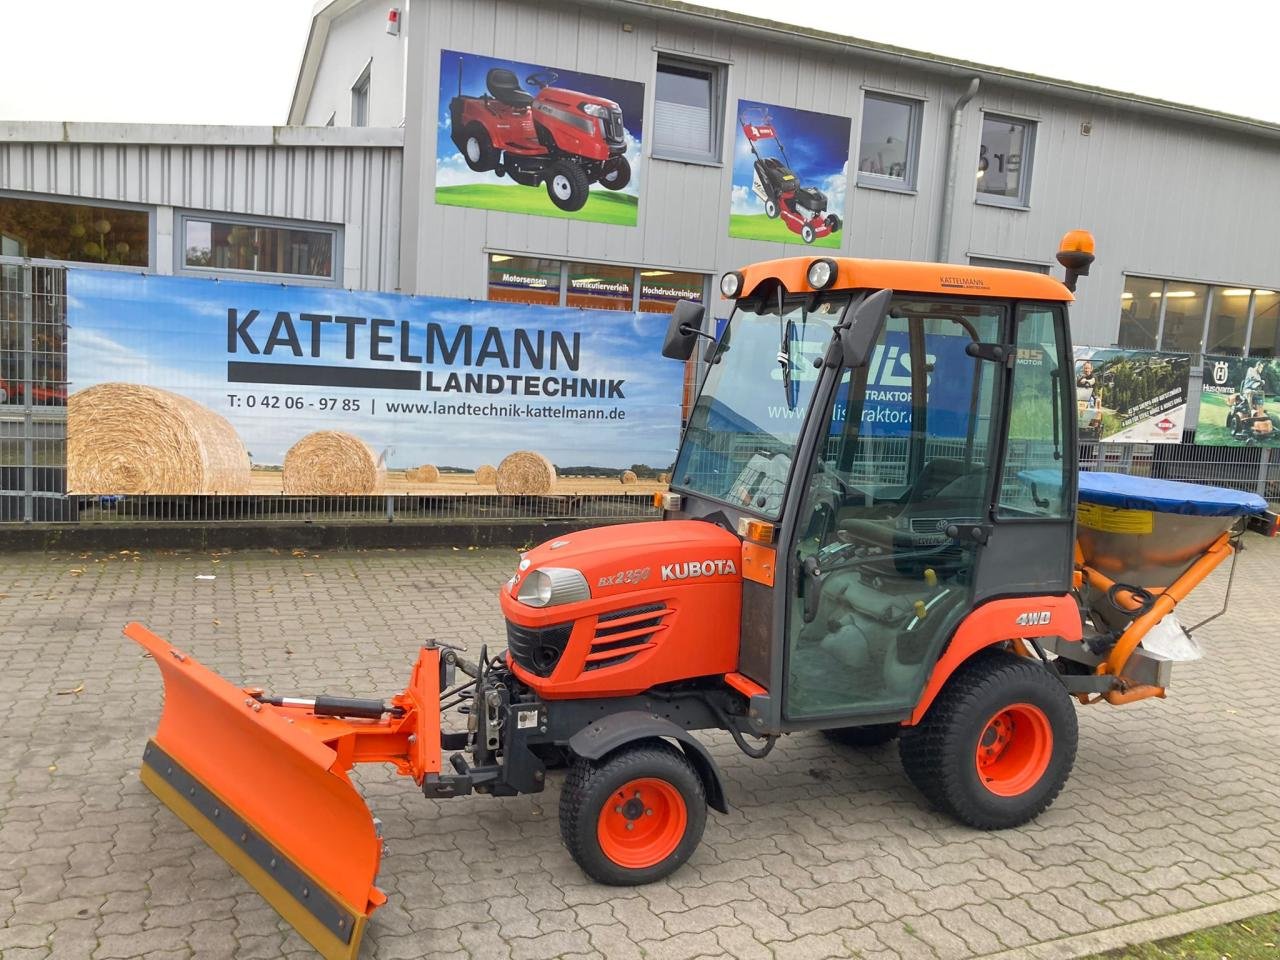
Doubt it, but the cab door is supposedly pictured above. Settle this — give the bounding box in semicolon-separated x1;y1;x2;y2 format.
783;297;1006;723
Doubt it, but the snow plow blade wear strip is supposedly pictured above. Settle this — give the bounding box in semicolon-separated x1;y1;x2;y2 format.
125;622;443;960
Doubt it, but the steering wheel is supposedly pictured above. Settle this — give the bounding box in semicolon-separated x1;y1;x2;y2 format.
525;70;558;90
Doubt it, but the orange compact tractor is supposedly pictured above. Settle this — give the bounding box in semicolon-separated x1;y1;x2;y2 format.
129;234;1277;959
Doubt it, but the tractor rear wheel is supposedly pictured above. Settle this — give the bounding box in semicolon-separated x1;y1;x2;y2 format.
461;124;497;172
545;161;590;211
899;651;1077;830
560;741;706;885
821;723;899;748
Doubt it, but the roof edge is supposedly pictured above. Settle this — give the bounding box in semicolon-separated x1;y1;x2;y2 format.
0;121;404;148
601;0;1280;138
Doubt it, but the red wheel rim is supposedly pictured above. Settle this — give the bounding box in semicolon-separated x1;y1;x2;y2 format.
596;777;687;869
975;702;1053;797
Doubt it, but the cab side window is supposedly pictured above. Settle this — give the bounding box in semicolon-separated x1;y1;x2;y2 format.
998;305;1069;518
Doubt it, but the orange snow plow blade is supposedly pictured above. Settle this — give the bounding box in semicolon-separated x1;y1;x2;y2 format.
126;622;442;960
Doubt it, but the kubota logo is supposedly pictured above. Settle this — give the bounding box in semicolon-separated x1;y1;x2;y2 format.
661;559;738;581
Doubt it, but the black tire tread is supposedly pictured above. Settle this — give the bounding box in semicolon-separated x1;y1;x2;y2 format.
546;160;591;211
899;650;1078;830
559;740;705;885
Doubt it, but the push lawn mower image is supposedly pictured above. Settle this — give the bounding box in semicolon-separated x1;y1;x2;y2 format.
128;233;1280;960
742;107;841;244
448;58;631;212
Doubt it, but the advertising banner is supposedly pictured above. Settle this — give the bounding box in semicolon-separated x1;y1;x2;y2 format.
729;99;849;248
1072;347;1190;443
435;50;643;226
66;270;681;495
1195;355;1280;447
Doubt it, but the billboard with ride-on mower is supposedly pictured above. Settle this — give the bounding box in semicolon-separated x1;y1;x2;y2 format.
435;50;644;226
1196;355;1280;447
729;99;850;248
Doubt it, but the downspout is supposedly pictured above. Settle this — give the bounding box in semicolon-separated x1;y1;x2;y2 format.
937;77;981;264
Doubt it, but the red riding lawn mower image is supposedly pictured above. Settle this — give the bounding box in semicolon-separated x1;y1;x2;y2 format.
448;57;632;213
742;107;841;244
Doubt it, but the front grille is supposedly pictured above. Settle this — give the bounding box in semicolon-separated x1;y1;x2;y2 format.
585;603;669;672
606;109;625;143
506;620;572;677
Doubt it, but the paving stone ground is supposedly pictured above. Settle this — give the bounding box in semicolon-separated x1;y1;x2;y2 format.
1;537;1278;960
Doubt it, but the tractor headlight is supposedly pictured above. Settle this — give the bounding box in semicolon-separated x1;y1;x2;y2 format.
579;102;609;118
720;271;744;298
807;258;838;290
517;567;591;608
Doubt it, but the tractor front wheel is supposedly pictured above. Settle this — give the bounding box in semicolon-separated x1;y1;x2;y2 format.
899;651;1077;830
560;742;706;885
599;156;631;191
545;161;591;211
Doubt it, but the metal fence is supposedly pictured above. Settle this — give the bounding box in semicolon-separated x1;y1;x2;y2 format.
1;259;1277;526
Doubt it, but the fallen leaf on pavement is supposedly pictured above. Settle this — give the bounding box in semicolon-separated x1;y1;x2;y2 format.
56;682;85;696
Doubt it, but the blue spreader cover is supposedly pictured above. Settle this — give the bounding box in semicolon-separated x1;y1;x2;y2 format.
1020;470;1268;518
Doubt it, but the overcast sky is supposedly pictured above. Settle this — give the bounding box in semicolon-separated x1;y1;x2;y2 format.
1;0;1277;125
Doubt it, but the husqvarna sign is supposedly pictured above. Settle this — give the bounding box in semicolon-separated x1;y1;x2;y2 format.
435;50;644;226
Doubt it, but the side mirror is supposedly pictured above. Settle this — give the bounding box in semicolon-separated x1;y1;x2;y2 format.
661;300;707;360
837;288;893;368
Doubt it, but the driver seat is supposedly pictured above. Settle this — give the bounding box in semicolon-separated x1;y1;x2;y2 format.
486;69;533;108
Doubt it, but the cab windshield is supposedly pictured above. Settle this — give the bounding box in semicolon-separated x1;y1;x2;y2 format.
672;293;850;517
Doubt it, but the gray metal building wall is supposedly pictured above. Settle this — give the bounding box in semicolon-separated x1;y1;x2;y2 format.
0;124;405;292
399;0;1280;347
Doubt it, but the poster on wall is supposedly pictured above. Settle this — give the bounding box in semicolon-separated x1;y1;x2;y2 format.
1072;347;1191;443
729;99;849;247
434;50;643;226
1195;356;1280;447
65;270;681;496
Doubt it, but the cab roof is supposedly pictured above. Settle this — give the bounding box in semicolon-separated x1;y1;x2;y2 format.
734;257;1074;302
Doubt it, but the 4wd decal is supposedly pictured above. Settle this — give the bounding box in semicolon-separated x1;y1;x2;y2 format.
661;559;738;581
597;567;651;588
1015;611;1052;626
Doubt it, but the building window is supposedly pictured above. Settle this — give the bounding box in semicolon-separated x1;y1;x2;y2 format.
1248;291;1280;357
1204;286;1252;356
487;254;563;306
1118;276;1163;349
969;256;1049;274
976;114;1034;207
567;263;635;312
652;56;724;164
1158;282;1208;355
180;214;337;282
351;63;371;127
487;254;707;314
638;269;706;314
0;193;149;267
856;93;922;191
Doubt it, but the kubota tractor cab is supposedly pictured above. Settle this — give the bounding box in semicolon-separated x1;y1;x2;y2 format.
448;59;631;212
128;232;1276;960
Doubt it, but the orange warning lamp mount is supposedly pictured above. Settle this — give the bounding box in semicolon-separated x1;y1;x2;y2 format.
1056;229;1096;293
